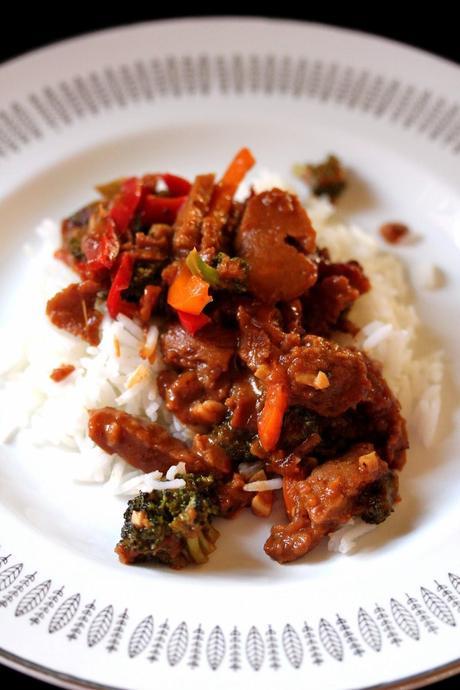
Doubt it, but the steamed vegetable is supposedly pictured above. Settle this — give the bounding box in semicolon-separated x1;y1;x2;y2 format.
258;382;289;452
295;154;347;201
167;264;212;315
115;474;221;569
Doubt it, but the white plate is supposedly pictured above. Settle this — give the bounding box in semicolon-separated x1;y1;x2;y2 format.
1;17;460;690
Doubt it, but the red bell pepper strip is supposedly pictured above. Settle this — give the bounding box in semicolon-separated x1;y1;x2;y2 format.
107;253;136;319
140;194;188;226
141;173;191;197
81;216;120;271
177;310;211;335
161;174;192;197
258;381;289;452
109;177;142;234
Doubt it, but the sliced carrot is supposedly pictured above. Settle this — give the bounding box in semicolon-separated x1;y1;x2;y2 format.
167;264;212;315
257;381;288;452
220;147;256;190
201;148;256;253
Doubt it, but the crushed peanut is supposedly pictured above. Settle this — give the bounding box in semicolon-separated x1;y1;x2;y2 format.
294;372;316;386
254;364;270;380
251;491;274;518
358;451;379;472
131;510;152;529
313;371;330;389
190;399;226;425
248;469;267;482
295;370;330;389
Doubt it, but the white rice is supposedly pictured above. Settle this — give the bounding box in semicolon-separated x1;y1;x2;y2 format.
306;195;444;448
243;478;283;492
327;518;377;554
0;179;445;555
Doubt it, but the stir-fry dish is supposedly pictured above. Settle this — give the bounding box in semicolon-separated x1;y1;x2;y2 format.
46;148;408;568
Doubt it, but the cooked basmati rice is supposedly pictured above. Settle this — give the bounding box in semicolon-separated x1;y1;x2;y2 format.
327;519;377;554
243;478;283;492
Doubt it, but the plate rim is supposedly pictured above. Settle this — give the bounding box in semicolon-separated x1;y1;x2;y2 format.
1;14;460;690
1;15;459;74
2;646;460;690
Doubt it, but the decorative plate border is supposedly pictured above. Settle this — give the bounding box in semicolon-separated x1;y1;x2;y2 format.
1;552;460;673
1;20;460;689
1;53;460;158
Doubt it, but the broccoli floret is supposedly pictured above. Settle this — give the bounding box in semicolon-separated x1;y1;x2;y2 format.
360;472;399;525
211;420;255;464
115;474;221;569
215;253;249;293
121;261;164;302
280;406;320;452
67;234;85;261
294;154;347;201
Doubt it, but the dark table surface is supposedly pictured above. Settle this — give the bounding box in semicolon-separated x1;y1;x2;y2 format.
0;6;459;690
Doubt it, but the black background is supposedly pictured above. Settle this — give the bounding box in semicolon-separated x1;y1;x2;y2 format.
0;5;459;690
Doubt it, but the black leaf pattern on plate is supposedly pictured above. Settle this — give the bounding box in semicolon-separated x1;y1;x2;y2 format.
390;599;420;640
0;554;11;568
246;626;265;671
167;621;188;666
448;572;460;593
266;625;281;670
87;605;113;647
128;615;154;658
357;608;382;652
421;587;456;627
229;626;242;671
374;605;402;646
206;625;225;670
67;600;96;641
30;587;64;625
319;618;343;661
188;624;204;669
435;581;460;613
147;619;169;663
0;563;23;591
335;614;364;656
3;551;460;671
15;579;51;617
405;594;438;634
302;620;323;665
0;572;36;608
48;593;80;634
106;608;129;652
282;623;303;669
1;53;459;157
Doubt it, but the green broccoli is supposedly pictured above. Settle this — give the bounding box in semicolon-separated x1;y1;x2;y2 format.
210;420;255;464
359;472;399;525
115;474;221;569
215;253;249;292
294;154;347;201
121;261;164;302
